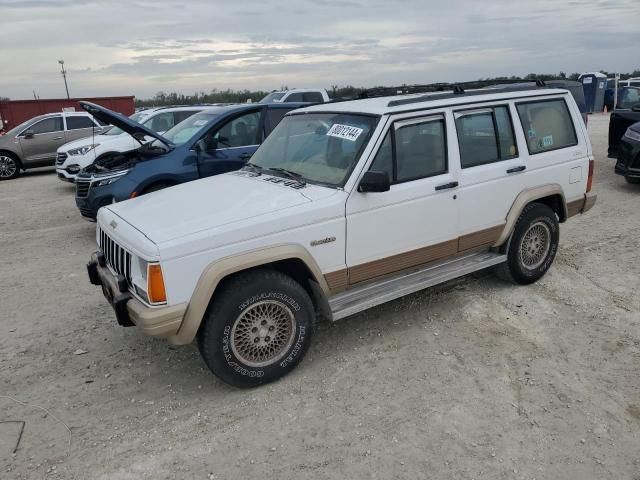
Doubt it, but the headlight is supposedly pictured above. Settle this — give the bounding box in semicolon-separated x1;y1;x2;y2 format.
68;144;100;156
92;170;129;187
131;257;167;305
623;128;640;142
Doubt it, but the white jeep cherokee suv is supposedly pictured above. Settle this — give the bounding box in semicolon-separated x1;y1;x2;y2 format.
87;84;596;387
55;106;204;182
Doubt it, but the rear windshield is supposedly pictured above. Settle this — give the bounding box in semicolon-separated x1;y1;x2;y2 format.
260;92;286;103
104;112;147;136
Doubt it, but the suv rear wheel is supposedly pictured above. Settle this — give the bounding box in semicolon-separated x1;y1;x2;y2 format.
496;202;559;285
197;269;315;388
0;153;20;180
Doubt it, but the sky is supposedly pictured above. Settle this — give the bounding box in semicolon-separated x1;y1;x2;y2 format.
1;0;638;100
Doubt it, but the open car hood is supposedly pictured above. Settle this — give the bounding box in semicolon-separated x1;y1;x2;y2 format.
79;101;174;148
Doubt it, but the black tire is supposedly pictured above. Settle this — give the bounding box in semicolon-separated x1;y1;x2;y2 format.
495;202;559;285
0;152;21;180
197;269;315;388
625;176;640;185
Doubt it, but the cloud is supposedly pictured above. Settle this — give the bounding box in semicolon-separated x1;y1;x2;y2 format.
0;0;638;99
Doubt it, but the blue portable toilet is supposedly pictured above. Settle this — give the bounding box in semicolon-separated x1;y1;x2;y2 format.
578;72;607;112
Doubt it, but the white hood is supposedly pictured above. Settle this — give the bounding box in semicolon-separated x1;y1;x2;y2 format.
104;172;323;244
58;134;117;153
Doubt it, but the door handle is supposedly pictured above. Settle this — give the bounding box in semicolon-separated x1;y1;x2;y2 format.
506;165;526;174
53;136;63;140
435;181;458;191
239;153;252;160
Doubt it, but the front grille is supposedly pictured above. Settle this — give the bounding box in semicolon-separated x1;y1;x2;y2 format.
56;152;68;166
98;227;133;288
76;179;90;197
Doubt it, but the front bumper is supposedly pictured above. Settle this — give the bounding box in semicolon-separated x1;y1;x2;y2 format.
56;168;76;183
87;251;187;338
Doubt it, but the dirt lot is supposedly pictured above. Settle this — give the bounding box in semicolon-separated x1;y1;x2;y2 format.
1;113;639;480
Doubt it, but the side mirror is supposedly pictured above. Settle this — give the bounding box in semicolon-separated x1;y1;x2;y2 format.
358;171;390;193
23;130;34;139
632;103;640;112
194;139;207;153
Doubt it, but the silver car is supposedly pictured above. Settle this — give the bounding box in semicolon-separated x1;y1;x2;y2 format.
0;111;103;180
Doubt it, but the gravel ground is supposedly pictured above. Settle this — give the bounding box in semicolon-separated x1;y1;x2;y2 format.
1;113;639;480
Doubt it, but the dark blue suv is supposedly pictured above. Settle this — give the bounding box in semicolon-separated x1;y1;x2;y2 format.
74;101;306;220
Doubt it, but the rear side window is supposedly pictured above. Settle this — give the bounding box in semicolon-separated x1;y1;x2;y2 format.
66;116;95;130
516;99;577;154
284;93;304;102
455;106;517;168
370;116;447;183
264;108;289;135
173;110;199;125
302;92;324;103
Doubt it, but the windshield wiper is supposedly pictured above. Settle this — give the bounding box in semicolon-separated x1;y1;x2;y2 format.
242;163;263;174
266;167;306;185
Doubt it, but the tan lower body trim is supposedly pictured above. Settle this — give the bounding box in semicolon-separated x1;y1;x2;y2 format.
458;224;504;252
348;238;459;285
566;198;583;218
325;269;349;293
567;192;597;218
325;224;505;291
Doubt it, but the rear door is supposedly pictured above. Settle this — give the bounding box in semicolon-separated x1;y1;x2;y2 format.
196;108;263;178
453;104;526;246
18;116;65;165
65;115;102;142
608;87;640;157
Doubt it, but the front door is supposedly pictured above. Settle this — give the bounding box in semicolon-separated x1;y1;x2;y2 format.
18;116;66;165
197;109;262;178
346;113;459;285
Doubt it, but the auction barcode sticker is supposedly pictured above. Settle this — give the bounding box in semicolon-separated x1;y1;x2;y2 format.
327;124;364;141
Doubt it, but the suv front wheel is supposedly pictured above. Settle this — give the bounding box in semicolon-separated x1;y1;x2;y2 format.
197;269;315;388
0;153;20;180
496;202;559;285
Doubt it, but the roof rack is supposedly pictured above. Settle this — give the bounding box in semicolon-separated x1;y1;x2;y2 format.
324;79;545;106
383;79;548;108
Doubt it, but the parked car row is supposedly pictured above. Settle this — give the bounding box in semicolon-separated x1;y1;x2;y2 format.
0;88;331;182
74;101;307;219
84;84;597;387
0;110;104;179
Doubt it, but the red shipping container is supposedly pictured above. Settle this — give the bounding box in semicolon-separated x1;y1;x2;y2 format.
0;96;135;133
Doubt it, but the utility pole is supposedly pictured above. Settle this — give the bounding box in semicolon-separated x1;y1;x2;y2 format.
58;60;70;99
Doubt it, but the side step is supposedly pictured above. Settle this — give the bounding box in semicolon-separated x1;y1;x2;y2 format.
329;251;506;321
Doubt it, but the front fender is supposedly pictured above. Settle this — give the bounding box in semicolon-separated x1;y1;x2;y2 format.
169;244;328;345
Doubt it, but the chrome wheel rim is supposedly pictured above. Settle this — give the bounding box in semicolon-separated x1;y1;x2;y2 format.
0;155;17;178
230;300;296;368
519;221;551;270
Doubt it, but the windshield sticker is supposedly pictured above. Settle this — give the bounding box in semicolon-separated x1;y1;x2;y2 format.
542;135;554;147
326;124;364;142
193;120;208;127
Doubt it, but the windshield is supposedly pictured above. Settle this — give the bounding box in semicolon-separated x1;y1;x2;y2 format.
156;112;219;146
249;113;378;187
260;92;286;103
104;112;147;136
618;87;640;109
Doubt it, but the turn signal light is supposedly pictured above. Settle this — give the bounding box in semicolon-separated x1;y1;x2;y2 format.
586;159;594;193
147;264;167;304
130;192;138;199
